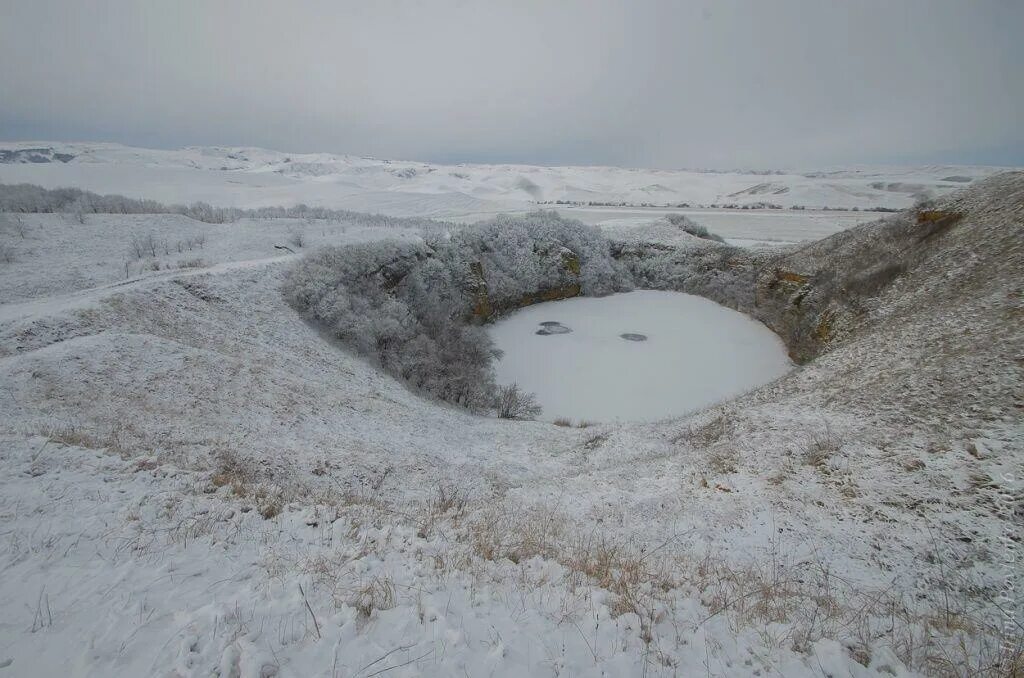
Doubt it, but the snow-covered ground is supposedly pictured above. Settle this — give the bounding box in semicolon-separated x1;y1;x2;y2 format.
489;291;793;423
0;154;1019;676
5;140;1005;251
0;141;1011;217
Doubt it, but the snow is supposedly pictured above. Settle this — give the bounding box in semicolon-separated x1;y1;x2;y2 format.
6;141;1010;251
489;291;793;422
0;141;1011;219
0;153;1019;676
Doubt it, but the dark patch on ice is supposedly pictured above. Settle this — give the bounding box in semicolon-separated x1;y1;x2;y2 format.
620;333;648;342
536;321;572;335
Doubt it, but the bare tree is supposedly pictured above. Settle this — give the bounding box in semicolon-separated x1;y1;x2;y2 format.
128;233;157;260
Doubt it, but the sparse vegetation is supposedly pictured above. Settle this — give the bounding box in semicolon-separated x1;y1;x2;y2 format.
803;425;841;469
129;232;157;259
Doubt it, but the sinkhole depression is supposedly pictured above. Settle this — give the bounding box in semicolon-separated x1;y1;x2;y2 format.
488;290;793;423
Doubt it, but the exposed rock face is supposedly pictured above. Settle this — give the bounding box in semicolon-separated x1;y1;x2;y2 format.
467;245;583;322
466;261;492;320
749;174;1020;364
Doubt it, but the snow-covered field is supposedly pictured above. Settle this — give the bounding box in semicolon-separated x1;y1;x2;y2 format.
0;149;1020;677
0;141;1010;216
5;140;1008;250
489;291;793;422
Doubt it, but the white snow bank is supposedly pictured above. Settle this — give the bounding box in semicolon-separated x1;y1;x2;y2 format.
489;290;792;422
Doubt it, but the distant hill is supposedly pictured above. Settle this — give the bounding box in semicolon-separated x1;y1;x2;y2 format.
0;141;1013;215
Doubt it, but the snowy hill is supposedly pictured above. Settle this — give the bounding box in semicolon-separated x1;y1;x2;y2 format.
0;141;1011;217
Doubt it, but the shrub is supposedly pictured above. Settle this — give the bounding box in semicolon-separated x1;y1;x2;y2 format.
176;258;207;269
497;384;542;420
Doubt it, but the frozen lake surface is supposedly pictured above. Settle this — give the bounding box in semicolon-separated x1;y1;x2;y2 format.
488;290;793;422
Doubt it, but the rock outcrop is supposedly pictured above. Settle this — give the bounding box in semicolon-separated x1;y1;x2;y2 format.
467;245;583;322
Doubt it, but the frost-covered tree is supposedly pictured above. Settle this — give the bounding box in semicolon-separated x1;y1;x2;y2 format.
284;211;632;412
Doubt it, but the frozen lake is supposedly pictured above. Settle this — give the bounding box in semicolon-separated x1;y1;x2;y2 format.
488;290;793;423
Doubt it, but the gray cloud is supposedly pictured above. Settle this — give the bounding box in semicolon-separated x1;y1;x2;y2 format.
1;0;1021;168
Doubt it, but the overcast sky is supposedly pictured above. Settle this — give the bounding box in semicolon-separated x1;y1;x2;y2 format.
1;0;1021;169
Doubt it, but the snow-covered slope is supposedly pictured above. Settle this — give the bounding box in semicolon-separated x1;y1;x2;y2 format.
0;174;1020;676
0;141;1011;216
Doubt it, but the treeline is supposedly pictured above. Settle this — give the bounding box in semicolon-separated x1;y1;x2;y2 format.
0;183;449;229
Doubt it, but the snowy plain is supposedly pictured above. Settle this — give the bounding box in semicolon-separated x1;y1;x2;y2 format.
489;291;793;423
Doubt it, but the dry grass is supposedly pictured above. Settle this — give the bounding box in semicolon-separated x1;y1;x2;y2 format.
348;575;397;619
209;447;284;519
452;497;1021;675
683;412;731;448
803;424;840;469
210;447;254;495
416;483;470;538
707;447;739;475
41;421;131;457
467;505;564;564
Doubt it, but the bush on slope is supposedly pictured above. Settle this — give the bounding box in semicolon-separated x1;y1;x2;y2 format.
664;213;727;243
